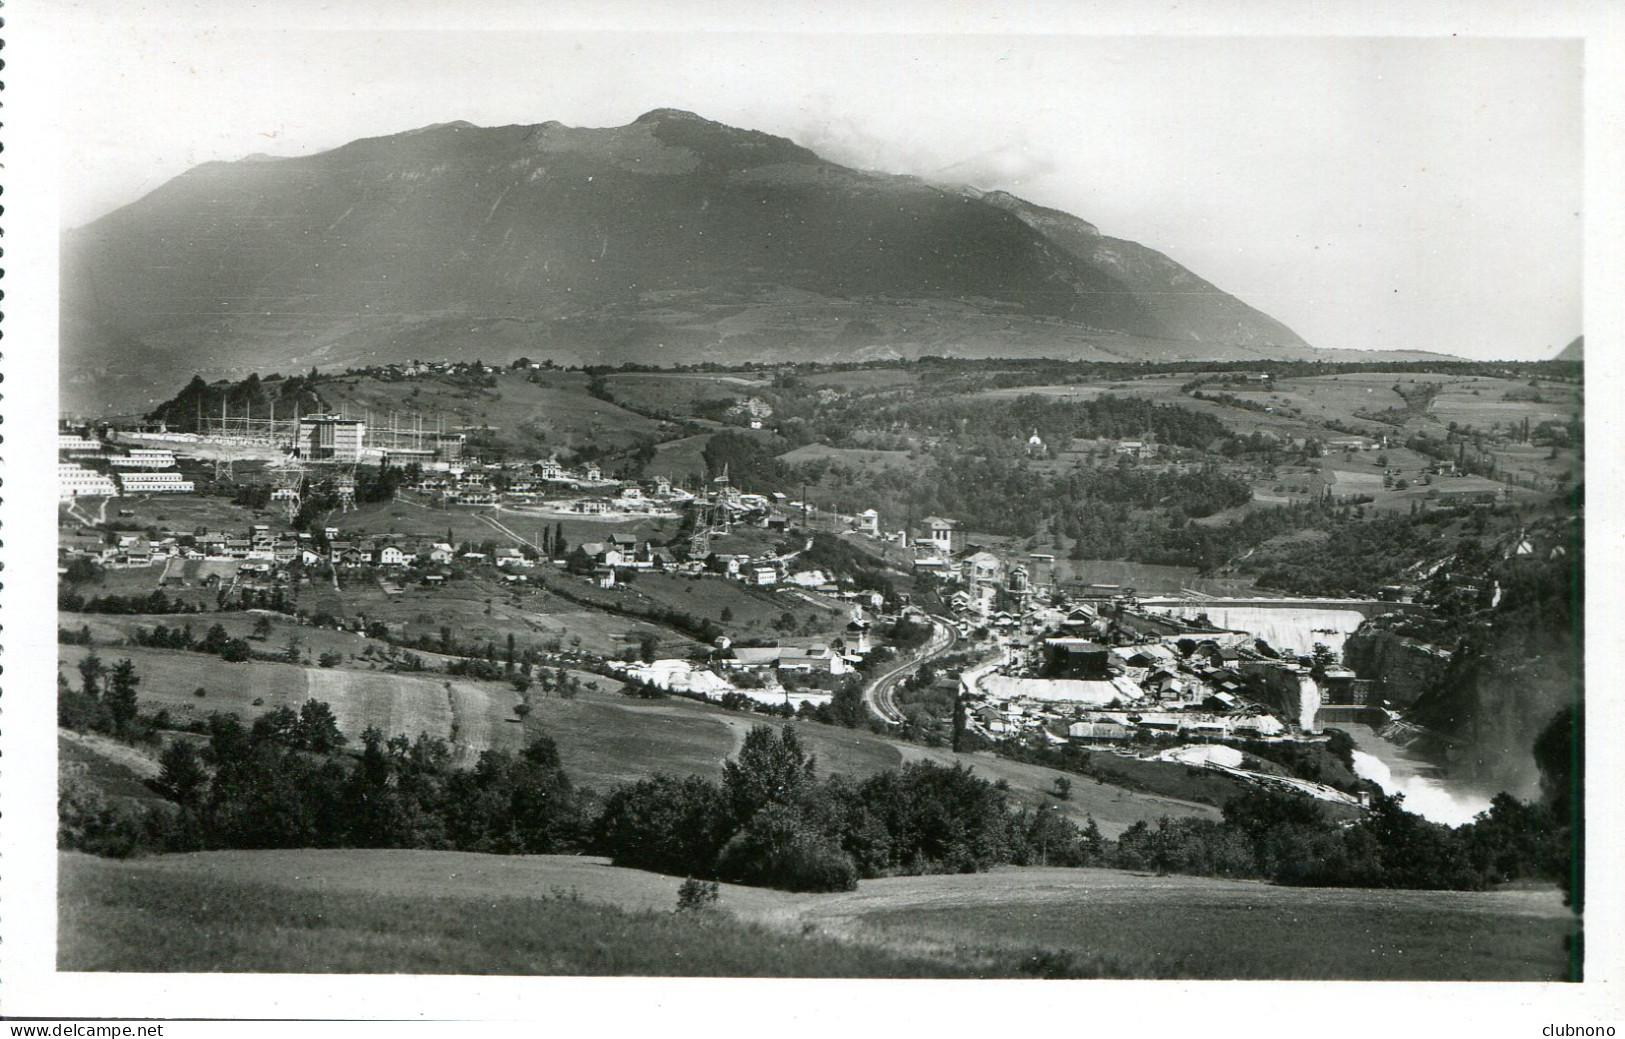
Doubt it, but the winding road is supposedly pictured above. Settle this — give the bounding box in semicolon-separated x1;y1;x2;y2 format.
862;616;958;726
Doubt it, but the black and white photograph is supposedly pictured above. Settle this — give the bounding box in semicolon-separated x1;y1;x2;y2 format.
4;0;1621;1030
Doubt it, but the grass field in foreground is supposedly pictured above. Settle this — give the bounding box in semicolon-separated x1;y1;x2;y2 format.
57;852;981;977
813;867;1580;981
60;851;1579;980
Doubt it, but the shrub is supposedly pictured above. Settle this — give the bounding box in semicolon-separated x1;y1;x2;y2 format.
57;777;152;858
59;690;112;734
715;804;859;893
593;774;734;877
675;877;721;913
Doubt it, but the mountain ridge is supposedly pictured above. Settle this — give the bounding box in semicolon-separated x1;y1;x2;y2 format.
62;109;1423;413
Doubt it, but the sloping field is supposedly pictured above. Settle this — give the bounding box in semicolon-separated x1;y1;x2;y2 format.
59;731;165;803
329;573;697;658
603;572;844;640
796;867;1579;981
522;695;740;789
520;687;1212;834
800;368;920;392
59;851;1578;979
643;433;713;483
58;645;518;765
58;852;970;978
603;371;769;415
60;611;398;665
320;370;666;452
778;444;916;470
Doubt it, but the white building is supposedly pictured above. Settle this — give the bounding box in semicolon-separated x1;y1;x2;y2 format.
59;435;104;457
59;463;120;500
921;516;961;555
120;472;196;494
110;448;177;469
297;415;366;463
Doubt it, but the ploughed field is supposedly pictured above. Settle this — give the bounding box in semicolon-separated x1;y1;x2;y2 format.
60;850;1578;980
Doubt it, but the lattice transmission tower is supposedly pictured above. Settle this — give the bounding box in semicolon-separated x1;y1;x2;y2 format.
333;466;358;513
267;456;308;523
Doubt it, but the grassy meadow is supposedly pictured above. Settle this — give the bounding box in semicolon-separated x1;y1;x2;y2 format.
58;852;980;977
58;643;524;766
59;851;1578;980
811;867;1580;981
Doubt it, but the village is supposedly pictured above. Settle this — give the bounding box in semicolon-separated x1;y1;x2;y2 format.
58;406;1413;812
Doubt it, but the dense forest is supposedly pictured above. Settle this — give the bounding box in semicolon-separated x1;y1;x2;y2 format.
146;372;327;433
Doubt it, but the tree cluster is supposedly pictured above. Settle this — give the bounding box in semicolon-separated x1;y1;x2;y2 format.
594;726;1105;892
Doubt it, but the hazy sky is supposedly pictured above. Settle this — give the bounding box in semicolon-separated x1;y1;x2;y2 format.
48;7;1584;360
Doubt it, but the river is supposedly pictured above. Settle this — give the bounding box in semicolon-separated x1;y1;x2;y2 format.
1341;722;1492;827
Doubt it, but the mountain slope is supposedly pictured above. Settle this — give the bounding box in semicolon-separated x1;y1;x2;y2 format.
64;109;1319;412
1556;335;1583;361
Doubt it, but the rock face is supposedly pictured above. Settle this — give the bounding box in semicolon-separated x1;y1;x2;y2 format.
62;109;1318;412
1342;630;1449;709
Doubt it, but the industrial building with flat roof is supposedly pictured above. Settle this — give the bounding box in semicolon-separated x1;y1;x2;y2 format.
297;415;366;463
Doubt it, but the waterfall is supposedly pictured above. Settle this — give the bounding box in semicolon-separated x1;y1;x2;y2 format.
1297;675;1321;732
1350;750;1492;827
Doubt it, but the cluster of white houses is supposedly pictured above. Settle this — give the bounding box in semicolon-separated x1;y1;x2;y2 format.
59;435;195;500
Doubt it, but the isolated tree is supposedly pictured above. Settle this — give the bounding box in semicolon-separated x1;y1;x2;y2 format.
723;725;816;824
77;653;105;700
297;699;347;753
253;615;275;640
105;659;142;737
638;631;661;663
252;705;303;746
156;739;208;807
